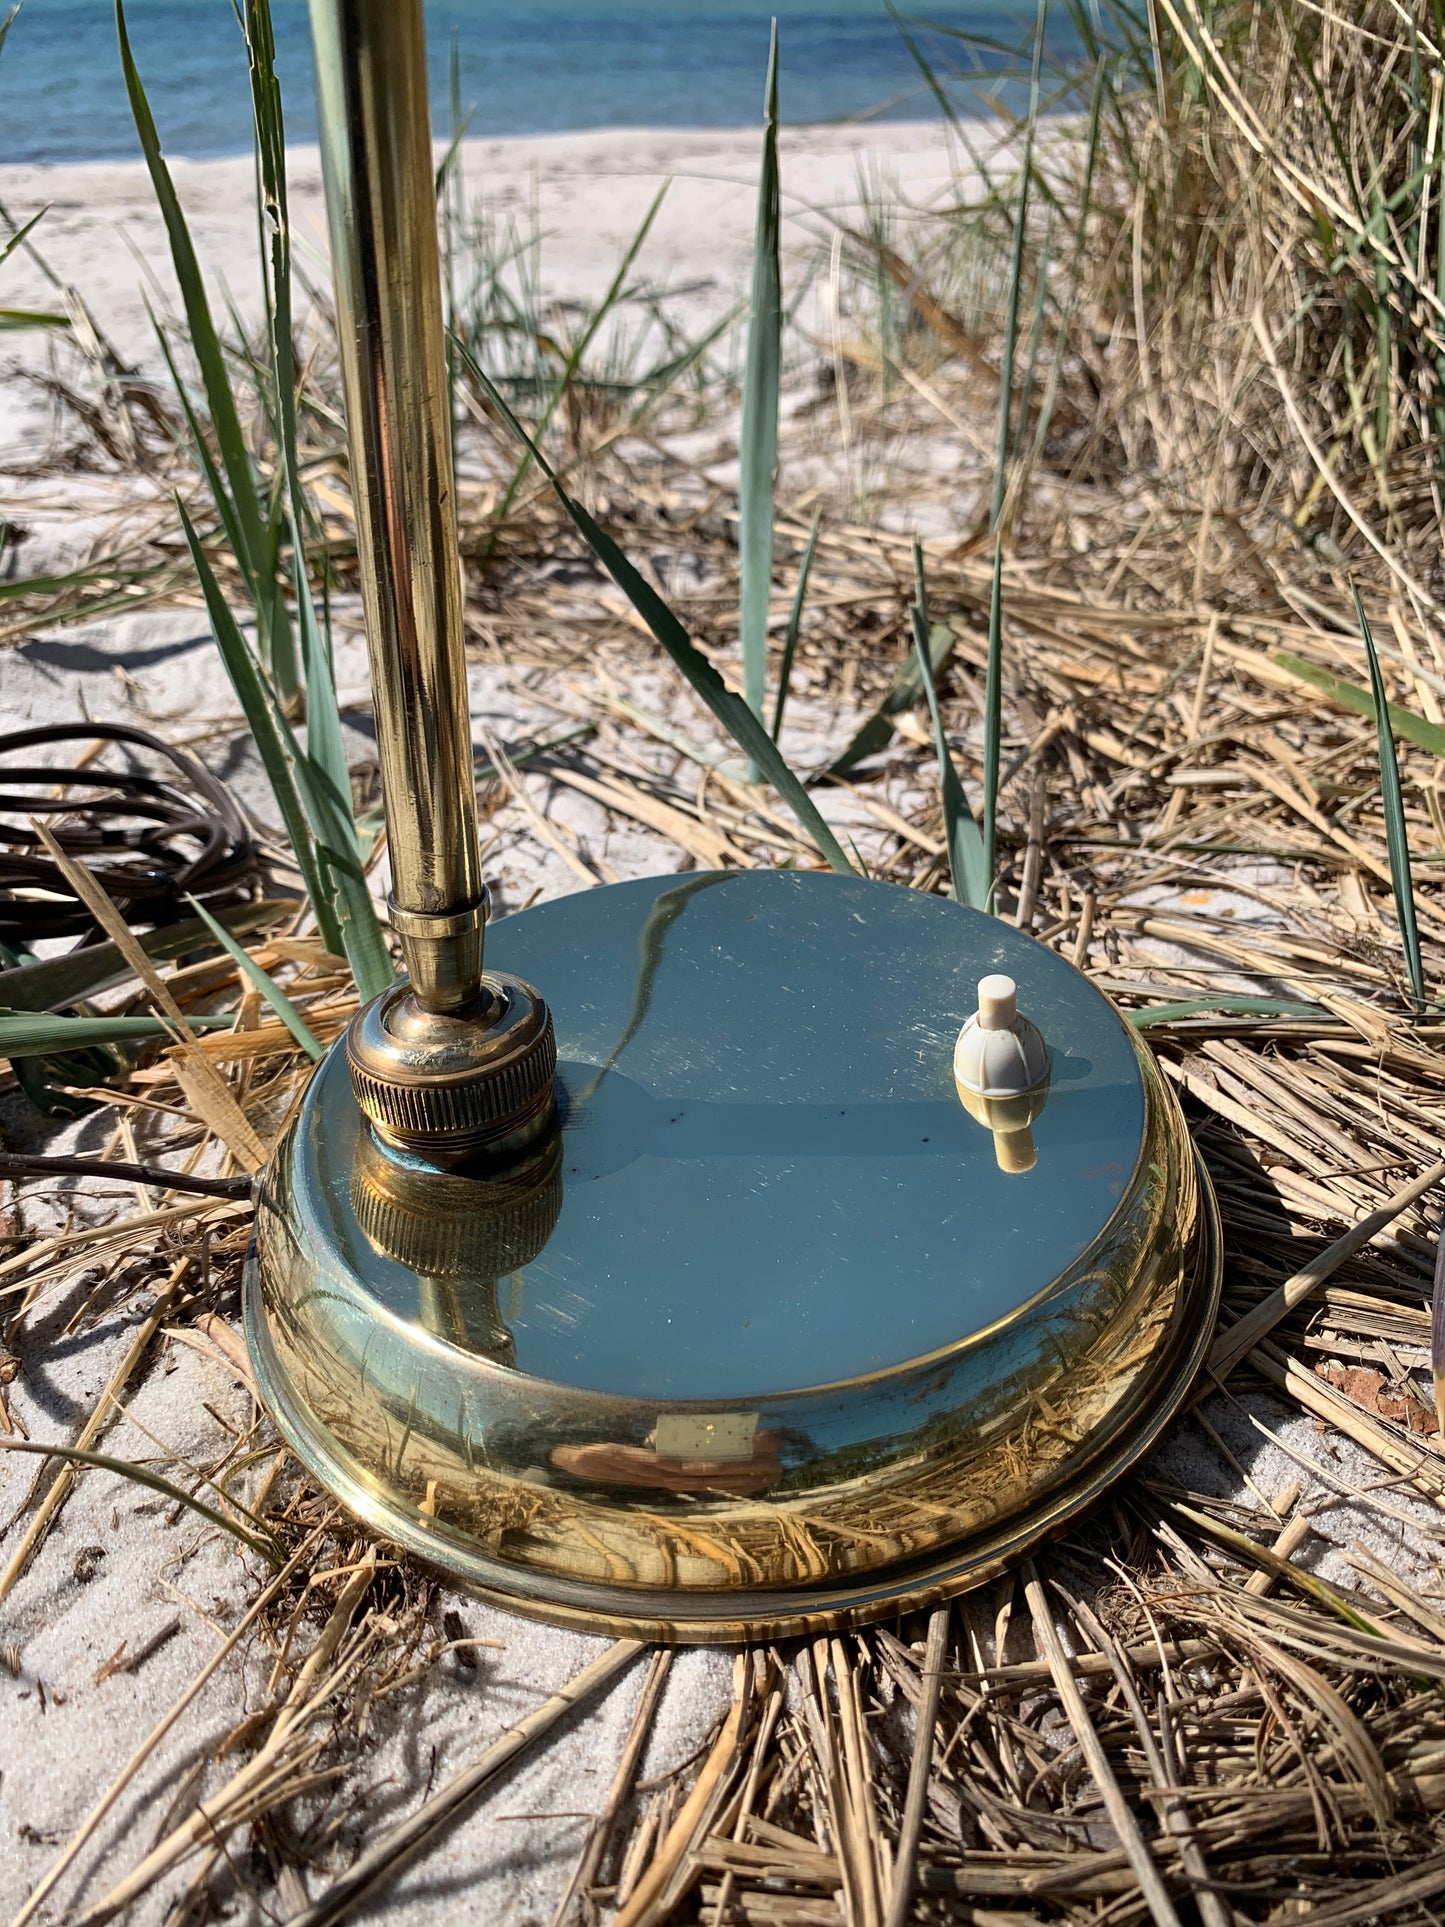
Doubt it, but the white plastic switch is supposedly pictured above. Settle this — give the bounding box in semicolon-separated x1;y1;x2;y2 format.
954;974;1049;1097
953;974;1050;1174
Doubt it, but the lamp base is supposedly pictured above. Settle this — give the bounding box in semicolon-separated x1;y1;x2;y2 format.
245;871;1221;1642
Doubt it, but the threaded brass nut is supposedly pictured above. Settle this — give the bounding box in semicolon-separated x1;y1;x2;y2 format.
345;973;556;1165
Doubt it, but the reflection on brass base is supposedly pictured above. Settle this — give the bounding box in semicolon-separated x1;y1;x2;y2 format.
246;871;1223;1643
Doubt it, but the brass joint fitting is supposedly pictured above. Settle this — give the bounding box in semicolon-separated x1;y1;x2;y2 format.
387;889;489;1015
346;972;557;1168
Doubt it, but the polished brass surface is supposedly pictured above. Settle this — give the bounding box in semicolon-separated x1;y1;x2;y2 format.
246;871;1222;1641
954;1076;1052;1175
351;1127;565;1366
309;0;483;1014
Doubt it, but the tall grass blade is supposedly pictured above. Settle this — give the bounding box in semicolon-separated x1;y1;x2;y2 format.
1355;587;1425;1009
0;1010;229;1053
1273;652;1445;757
116;0;297;701
0;306;69;332
457;341;855;876
0;900;285;1014
739;21;781;777
241;0;353;848
0;1439;281;1564
184;896;323;1061
185;507;390;998
151;314;251;572
912;541;988;909
0;206;47;275
485;183;668;551
771;511;820;740
825;619;955;778
982;537;1004;909
178;502;341;958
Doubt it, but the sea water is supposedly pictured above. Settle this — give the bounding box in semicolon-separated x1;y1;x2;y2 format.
2;0;1083;165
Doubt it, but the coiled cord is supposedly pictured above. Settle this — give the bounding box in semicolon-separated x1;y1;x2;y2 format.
0;722;261;949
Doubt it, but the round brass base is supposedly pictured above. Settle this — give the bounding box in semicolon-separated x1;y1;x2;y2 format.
246;1179;1216;1639
245;871;1222;1642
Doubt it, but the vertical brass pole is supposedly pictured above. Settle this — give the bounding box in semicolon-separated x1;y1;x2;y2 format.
309;0;484;1014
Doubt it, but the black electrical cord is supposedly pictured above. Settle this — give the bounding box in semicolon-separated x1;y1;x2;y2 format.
0;722;261;948
0;1151;254;1200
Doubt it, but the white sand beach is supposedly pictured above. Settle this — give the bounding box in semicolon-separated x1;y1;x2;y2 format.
1;119;961;413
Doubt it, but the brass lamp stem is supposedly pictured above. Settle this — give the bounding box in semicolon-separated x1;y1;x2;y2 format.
309;0;556;1164
310;0;483;1015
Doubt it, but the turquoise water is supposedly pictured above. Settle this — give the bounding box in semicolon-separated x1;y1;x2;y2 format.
3;1;1070;164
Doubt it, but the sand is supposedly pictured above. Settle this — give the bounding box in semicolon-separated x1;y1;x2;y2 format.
0;120;962;439
1;121;1440;1925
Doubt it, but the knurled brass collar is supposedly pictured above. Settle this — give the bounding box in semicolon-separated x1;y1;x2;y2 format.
345;972;556;1165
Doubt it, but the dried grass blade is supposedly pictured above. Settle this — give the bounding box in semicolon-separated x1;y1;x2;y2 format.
615;1664;748;1927
11;1531;325;1927
1356;586;1427;1007
29;819;267;1169
545;764;743;869
1023;1562;1183;1927
285;1640;644;1927
0;1258;190;1598
1063;1586;1230;1927
550;1648;673;1927
475;722;605;885
1208;1156;1445;1378
74;1556;377;1926
883;1606;949;1927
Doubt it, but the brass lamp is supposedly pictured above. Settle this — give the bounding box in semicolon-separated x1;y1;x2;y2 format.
244;0;1221;1642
